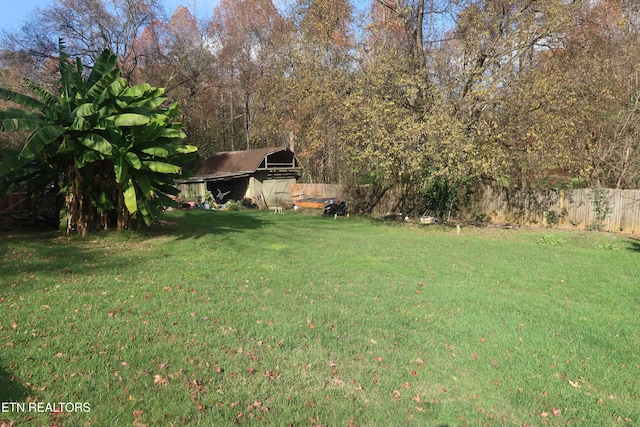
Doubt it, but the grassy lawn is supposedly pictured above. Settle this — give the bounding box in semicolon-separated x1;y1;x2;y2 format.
0;210;638;426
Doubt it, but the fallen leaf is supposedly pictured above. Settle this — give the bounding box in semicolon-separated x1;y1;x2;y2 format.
416;358;424;365
569;380;581;388
263;371;278;380
552;407;560;417
153;374;168;385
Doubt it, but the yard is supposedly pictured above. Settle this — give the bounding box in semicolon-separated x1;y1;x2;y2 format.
0;210;638;426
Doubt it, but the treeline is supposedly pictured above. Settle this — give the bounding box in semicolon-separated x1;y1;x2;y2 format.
2;0;639;191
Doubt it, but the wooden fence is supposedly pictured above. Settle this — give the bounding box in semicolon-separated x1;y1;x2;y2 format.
0;191;31;213
292;183;640;235
290;183;344;200
292;183;422;216
476;186;640;234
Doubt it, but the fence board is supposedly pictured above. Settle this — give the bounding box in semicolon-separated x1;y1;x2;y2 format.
290;183;344;200
477;186;640;234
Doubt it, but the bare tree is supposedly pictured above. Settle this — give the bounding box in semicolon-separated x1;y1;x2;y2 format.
1;0;163;80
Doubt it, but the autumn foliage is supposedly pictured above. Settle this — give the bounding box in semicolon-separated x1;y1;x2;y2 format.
2;0;640;196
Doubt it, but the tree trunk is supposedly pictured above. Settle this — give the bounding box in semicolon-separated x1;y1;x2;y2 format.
65;165;87;236
116;189;129;232
244;90;251;150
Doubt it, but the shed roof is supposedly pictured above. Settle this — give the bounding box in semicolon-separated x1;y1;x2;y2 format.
187;147;302;182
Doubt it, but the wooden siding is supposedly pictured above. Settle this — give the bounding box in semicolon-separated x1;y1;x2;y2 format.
175;182;207;202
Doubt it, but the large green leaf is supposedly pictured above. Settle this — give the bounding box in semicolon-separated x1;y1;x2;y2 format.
121;83;152;99
125;152;142;169
141;146;170;157
155;127;185;139
87;69;121;102
141;144;197;158
70;116;91;131
129;95;166;111
0;88;48;111
114;156;128;184
94;190;115;213
100;78;128;103
162;102;181;119
72;103;98;117
19;126;64;160
108;113;151;127
122;179;137;214
154;183;181;196
79;133;113;155
143;161;181;174
0;156;30;177
79;150;105;166
175;145;197;154
136;173;153;198
72;58;87;97
86;49;118;91
130;121;162;146
0;118;47;132
0;108;45;122
24;81;59;108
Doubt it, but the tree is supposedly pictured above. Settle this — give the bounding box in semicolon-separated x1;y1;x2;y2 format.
555;0;640;188
133;6;221;157
281;0;355;183
210;0;286;150
340;0;441;186
1;0;163;81
427;0;578;187
0;42;197;235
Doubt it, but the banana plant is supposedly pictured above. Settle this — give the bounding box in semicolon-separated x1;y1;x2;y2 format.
0;41;197;234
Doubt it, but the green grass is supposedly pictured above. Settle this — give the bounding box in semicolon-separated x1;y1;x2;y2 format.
0;210;638;426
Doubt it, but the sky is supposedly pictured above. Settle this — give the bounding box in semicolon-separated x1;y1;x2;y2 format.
0;0;221;31
0;0;370;33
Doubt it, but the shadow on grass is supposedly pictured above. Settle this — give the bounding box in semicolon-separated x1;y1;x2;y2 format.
626;238;640;252
0;232;158;291
0;363;29;402
148;209;268;240
0;210;271;288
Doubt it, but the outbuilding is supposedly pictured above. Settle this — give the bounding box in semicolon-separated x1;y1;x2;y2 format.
177;147;303;209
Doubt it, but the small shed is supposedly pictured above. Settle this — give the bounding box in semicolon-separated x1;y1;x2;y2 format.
177;147;303;208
